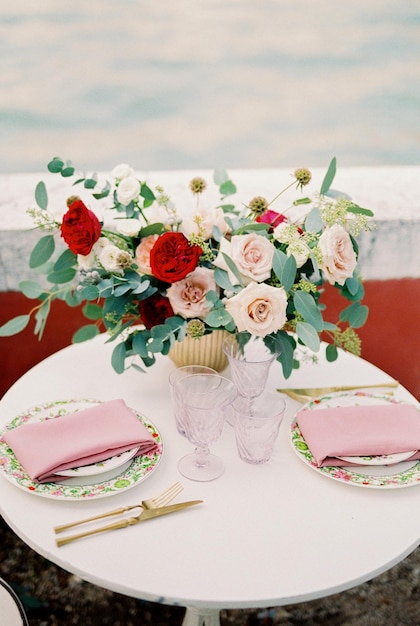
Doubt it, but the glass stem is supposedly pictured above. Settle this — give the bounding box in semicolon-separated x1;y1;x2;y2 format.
194;446;210;467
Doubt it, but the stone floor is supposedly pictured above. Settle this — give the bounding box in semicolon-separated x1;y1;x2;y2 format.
1;518;420;625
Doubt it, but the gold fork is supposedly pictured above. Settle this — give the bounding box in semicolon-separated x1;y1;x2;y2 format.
53;482;184;534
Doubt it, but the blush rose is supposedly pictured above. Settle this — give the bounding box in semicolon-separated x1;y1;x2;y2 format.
214;233;275;285
318;224;357;285
149;232;202;283
60;198;102;255
135;234;159;274
167;267;217;319
225;281;288;337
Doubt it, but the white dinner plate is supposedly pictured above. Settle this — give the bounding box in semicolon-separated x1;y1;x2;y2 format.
0;399;163;500
289;391;420;489
335;450;416;466
55;446;139;478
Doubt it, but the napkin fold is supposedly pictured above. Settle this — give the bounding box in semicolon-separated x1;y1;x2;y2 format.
296;402;420;467
3;399;159;482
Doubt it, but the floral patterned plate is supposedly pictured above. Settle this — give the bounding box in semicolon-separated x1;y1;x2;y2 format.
0;399;163;500
289;392;420;489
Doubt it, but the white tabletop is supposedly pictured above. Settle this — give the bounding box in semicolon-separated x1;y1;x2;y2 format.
0;335;419;611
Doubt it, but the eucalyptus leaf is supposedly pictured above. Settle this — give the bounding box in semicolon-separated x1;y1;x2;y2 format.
346;203;374;217
272;249;296;292
213;169;229;185
221;252;245;287
139;223;164;238
294;291;323;331
35;181;48;210
0;315;30;337
82;303;103;320
219;180;237;197
53;248;77;271
320;157;337;195
80;284;100;300
72;324;100;343
296;321;321;352
47;267;77;284
326;343;338;362
339;302;369;328
29;235;55;268
84;175;98;189
34;300;51;339
275;333;296;378
47;157;64;173
132;331;150;358
18;280;44;299
304;206;323;233
111;342;127;374
214;267;236;292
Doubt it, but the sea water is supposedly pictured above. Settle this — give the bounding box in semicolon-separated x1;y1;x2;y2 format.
1;0;419;173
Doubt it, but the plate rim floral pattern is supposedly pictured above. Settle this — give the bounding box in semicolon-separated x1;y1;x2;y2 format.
289;391;420;489
0;399;163;500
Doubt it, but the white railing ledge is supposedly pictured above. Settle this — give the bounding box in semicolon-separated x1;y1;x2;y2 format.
0;166;419;290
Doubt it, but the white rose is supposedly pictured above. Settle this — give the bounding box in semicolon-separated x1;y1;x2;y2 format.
213;234;275;285
318;224;357;285
224;281;288;337
112;163;134;180
115;218;142;237
116;176;140;205
181;206;230;240
167;267;217;319
98;245;133;274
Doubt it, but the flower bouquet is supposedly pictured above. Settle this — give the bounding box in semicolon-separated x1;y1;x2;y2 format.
1;157;374;378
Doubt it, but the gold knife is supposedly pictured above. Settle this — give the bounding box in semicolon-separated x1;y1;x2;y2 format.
56;500;203;547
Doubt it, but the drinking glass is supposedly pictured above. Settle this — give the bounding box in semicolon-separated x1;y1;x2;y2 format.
222;332;281;414
169;365;217;436
232;392;286;464
174;374;236;481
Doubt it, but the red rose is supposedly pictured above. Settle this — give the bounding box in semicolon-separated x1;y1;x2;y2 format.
60;199;102;255
139;293;174;329
149;232;202;283
256;210;288;228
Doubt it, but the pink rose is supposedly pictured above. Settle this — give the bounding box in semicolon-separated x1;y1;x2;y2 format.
167;267;217;319
225;281;288;337
135;234;159;274
318;224;357;286
214;233;275;285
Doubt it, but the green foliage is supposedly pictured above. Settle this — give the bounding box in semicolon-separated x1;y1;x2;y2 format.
29;235;55;268
320;157;337;195
0;315;30;336
35;181;48;210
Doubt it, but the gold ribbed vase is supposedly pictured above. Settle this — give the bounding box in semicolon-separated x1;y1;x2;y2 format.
168;330;230;372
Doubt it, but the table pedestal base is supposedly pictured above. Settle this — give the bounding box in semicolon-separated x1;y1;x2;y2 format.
182;606;220;626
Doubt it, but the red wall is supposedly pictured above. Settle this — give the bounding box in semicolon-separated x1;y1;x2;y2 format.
1;279;419;400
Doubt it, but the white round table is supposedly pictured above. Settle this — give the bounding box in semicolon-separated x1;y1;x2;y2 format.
0;336;419;626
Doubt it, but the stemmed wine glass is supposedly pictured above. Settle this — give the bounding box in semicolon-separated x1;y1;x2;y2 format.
174;373;236;481
223;332;281;416
169;365;218;436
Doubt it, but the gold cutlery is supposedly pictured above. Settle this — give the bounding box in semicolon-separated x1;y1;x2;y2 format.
277;381;399;403
56;500;203;546
54;482;184;534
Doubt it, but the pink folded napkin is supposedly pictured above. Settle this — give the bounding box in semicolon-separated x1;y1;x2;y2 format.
296;403;420;467
3;399;159;482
